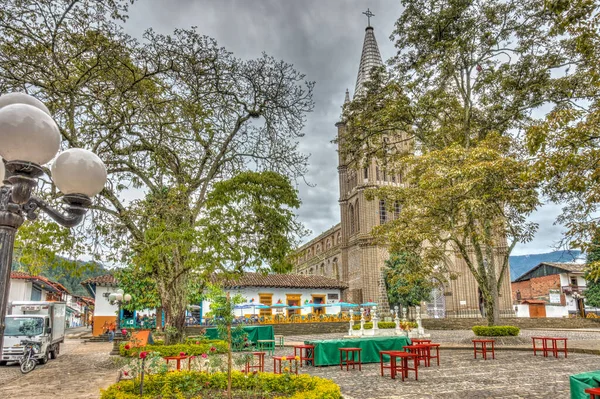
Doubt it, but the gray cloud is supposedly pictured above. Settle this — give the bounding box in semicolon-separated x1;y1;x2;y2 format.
123;0;567;254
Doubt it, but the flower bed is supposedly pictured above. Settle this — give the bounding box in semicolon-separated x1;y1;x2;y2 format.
472;326;520;336
352;321;417;330
119;340;228;357
101;370;342;399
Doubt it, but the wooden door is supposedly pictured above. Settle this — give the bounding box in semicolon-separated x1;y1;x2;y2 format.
529;303;546;318
259;294;272;317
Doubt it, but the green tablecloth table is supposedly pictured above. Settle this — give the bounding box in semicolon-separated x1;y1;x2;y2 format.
304;336;412;366
570;370;600;399
204;325;274;345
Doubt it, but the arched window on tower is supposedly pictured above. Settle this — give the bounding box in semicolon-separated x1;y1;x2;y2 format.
332;258;339;280
379;200;387;224
376;166;380;181
349;204;355;234
394;201;400;219
336;232;342;245
320;263;325;275
326;238;332;249
355;202;360;233
363;167;368;179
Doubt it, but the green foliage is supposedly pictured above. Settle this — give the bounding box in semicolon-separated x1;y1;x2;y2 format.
0;1;312;345
351;321;402;330
202;171;306;275
522;1;600;249
100;371;342;399
472;326;520;337
340;0;583;324
585;234;600;307
384;252;434;308
119;341;228;358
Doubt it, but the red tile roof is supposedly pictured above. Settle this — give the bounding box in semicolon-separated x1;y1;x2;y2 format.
221;272;348;289
10;271;69;294
80;274;118;286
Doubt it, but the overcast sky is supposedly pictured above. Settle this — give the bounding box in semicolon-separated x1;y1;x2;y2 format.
122;0;569;256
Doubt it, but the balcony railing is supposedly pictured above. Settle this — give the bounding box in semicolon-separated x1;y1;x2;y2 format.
562;285;586;294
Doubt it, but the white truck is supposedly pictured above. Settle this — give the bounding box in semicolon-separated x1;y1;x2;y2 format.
1;301;66;365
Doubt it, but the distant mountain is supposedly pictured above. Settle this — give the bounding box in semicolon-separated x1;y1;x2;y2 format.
509;250;582;281
12;257;109;297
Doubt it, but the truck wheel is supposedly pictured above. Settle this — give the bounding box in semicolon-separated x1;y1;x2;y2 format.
39;349;49;364
0;361;6;366
50;344;59;359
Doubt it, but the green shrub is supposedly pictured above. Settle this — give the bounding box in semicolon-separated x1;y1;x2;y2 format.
472;325;520;336
100;370;342;399
352;321;401;330
119;340;228;357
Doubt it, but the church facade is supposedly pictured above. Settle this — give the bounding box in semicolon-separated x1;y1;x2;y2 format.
291;20;514;318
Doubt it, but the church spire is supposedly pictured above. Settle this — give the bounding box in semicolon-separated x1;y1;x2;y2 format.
344;88;350;104
354;9;383;97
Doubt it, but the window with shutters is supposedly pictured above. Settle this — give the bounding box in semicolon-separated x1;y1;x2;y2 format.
379;200;387;224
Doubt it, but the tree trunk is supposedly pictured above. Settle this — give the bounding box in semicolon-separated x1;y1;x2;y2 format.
156;306;163;332
226;292;233;399
160;285;188;345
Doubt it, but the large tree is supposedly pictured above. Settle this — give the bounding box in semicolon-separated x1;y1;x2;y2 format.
340;0;581;325
525;0;600;253
0;0;313;338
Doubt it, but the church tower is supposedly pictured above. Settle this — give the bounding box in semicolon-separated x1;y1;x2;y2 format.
336;11;392;308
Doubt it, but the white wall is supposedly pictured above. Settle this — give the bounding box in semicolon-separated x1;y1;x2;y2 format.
8;279;32;304
545;305;569;318
515;303;569;318
94;285;119;316
515;304;530;317
201;287;343;317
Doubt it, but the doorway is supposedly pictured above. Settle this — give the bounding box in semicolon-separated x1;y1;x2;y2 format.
286;294;301;317
311;295;325;315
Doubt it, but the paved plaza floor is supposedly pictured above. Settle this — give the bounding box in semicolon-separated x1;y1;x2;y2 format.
0;329;598;398
0;340;115;399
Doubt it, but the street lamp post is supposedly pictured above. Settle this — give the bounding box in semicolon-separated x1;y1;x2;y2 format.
0;93;107;359
108;289;132;331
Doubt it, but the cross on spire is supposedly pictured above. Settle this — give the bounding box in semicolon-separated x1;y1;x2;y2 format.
363;8;374;27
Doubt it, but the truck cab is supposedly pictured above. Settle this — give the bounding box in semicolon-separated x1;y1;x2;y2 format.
1;301;66;365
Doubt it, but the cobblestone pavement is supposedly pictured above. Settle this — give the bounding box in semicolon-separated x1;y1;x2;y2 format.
265;348;600;399
0;340;116;399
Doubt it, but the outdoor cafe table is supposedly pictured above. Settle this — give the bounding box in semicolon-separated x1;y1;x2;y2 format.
570;370;600;399
204;325;274;345
304;336;412;367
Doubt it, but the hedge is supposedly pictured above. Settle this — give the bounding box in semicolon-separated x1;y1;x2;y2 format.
119;340;228;357
472;326;520;336
352;321;402;330
100;370;342;399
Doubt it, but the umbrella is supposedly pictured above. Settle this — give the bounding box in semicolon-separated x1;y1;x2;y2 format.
288;305;303;309
360;302;378;307
270;303;288;308
338;302;359;308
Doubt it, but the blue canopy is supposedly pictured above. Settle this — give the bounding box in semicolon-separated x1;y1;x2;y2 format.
360;302;378;307
338;302;359;308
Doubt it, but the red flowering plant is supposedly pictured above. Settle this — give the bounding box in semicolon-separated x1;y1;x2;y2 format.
118;351;167;381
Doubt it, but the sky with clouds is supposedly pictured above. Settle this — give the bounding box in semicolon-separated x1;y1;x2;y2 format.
121;0;568;256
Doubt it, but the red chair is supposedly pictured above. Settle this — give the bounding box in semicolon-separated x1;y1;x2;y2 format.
273;355;298;375
293;344;315;367
339;347;362;371
244;352;265;373
379;350;405;377
585;387;600;399
390;352;419;381
472;339;495;360
403;344;431;367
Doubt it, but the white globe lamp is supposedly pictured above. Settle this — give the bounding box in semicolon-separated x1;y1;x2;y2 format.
124;294;132;302
0;103;60;165
0;92;51;115
51;148;107;197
